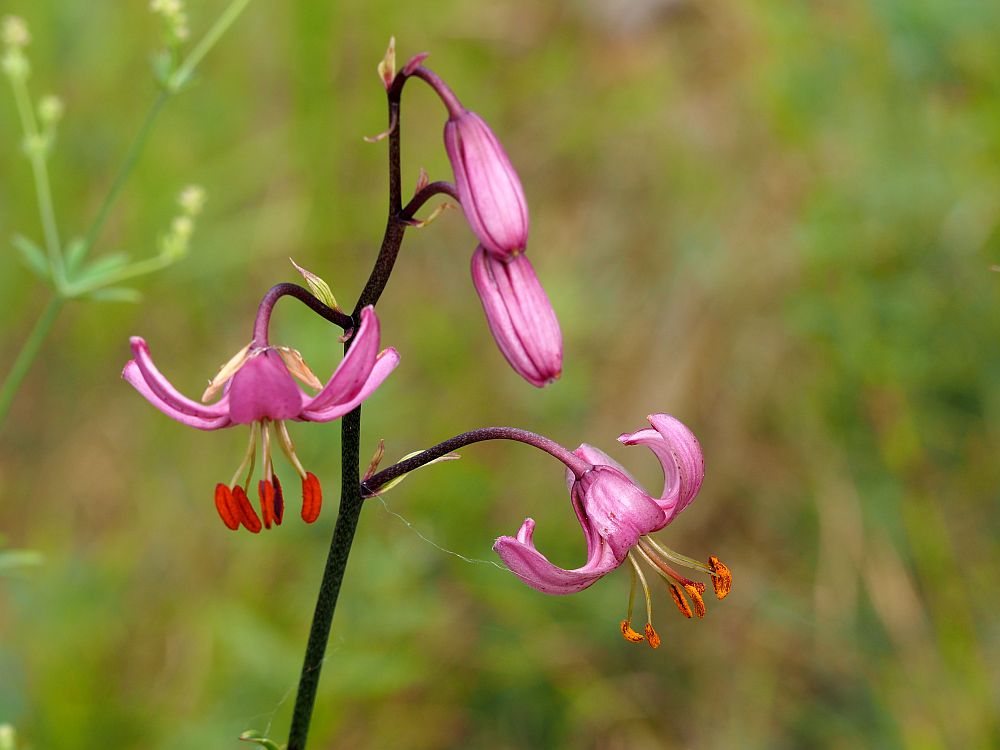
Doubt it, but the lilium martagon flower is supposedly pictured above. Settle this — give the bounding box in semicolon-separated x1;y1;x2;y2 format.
122;306;399;532
494;414;732;648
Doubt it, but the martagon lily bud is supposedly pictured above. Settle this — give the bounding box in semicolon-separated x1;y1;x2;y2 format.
445;110;529;258
471;245;562;387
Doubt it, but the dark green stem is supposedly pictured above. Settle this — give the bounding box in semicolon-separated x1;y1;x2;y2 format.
286;408;362;748
286;72;411;750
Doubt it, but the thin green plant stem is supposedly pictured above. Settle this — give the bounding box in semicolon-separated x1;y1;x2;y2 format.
80;91;169;258
0;0;255;433
170;0;254;91
8;72;64;284
84;0;254;258
0;296;63;425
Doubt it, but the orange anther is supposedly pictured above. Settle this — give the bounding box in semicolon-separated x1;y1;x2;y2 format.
214;484;240;531
620;620;644;643
708;555;732;599
684;583;706;618
644;623;661;649
232;485;262;533
669;583;693;618
258;480;275;530
301;472;322;523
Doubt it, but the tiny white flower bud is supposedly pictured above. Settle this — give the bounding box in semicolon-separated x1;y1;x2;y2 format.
1;50;29;80
178;185;206;216
23;132;49;156
39;95;64;124
2;16;30;48
171;215;194;239
0;723;16;750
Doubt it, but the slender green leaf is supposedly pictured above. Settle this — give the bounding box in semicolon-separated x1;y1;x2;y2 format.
239;730;281;749
64;237;88;273
86;287;143;303
11;234;50;281
0;549;44;573
73;252;131;284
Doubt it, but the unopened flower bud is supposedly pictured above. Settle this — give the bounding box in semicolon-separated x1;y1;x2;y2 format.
171;215;193;240
470;245;561;387
2;16;30;48
445;110;529;258
178;184;205;216
150;0;189;43
39;95;64;124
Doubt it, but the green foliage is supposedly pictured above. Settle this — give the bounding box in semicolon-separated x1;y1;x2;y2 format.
1;0;999;749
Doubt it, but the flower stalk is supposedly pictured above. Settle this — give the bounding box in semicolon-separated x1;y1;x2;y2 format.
361;427;591;497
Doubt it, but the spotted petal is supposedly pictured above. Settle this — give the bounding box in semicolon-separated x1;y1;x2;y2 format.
495;466;665;595
494;517;619;595
123;337;231;430
303;306;383;414
300;348;400;422
227;350;304;424
566;443;638;490
123;360;232;430
618;413;704;520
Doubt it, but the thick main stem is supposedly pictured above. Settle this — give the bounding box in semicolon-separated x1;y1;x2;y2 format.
287;76;408;750
287;408;362;747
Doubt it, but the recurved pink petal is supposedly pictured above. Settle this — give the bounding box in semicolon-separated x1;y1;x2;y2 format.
493;517;619;595
123;361;232;430
300;347;400;422
128;337;230;420
227;350;304;424
618;414;705;520
305;306;381;413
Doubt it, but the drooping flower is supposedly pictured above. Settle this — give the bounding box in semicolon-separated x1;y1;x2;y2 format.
444;108;529;257
493;414;731;648
470;245;562;387
122;306;399;532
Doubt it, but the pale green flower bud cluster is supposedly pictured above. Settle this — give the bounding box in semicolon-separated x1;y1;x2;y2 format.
1;15;29;47
1;16;31;81
150;0;190;44
0;723;17;750
160;185;206;260
39;94;64;124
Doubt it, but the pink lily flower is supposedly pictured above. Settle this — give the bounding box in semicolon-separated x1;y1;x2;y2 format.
122;306;399;532
494;414;731;648
471;245;562;388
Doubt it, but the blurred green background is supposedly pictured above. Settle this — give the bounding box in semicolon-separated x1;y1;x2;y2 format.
2;0;1000;747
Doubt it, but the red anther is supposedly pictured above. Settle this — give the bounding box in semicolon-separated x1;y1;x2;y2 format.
232;485;262;533
259;480;275;530
272;473;284;526
301;472;322;523
214;484;240;530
